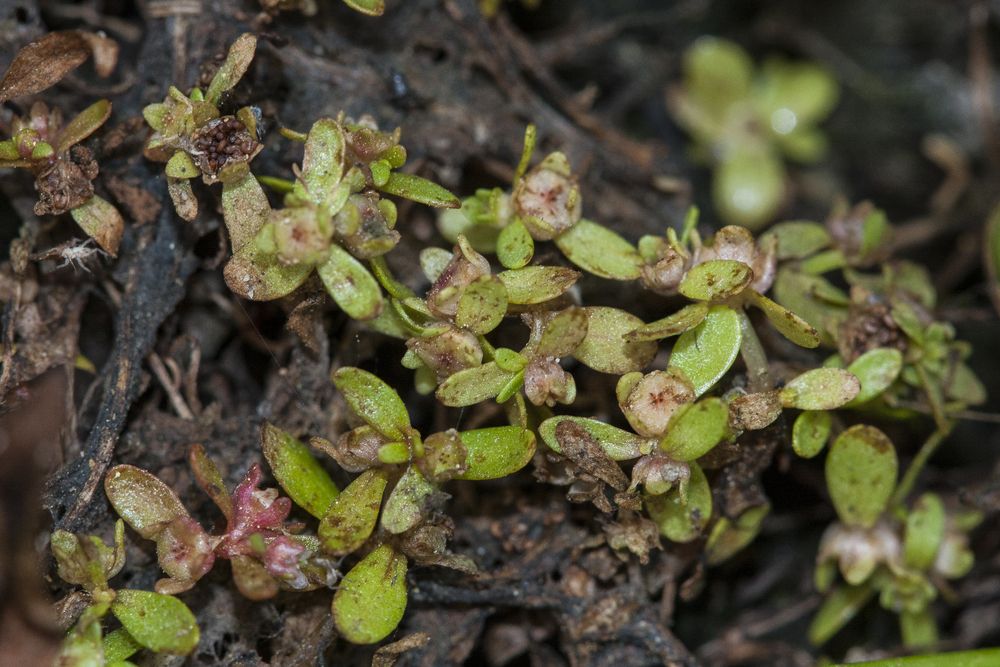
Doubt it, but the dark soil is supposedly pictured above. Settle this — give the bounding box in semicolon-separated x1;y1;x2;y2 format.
1;1;999;665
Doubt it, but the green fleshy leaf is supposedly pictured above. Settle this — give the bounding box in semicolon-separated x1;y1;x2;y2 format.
165;150;199;179
904;493;945;571
535;307;589;358
455;275;507;334
625;302;709;342
110;590;199;655
808;583;875;646
188;445;232;520
57;99;112;154
713;149;785;230
772;268;848;345
682;37;753;122
342;0;385;15
205;33;257;105
332;367;411;439
318;469;388;556
987;203;1000;318
575;307;657;374
792;410;832;458
538;416;645;461
678;259;753;301
262;422;339;519
70;195;124;256
945;362;987;406
762;221;831;260
456;426;536;480
554;219;643;280
496;218;534;269
380;172;459;208
845;348;903;406
381;465;436;534
104;465;189;539
779;368;861;410
318;244;384;320
705;503;770;565
646;461;712;542
826;425;897;528
745;289;821;348
297;118;346;211
758;58;838;129
102;628;141;663
57;606;105;666
221;174;271;252
223;224;312;301
494;348;528;372
659;398;729;461
498;266;580;305
668;305;742;397
435;362;516;407
332;545;407;644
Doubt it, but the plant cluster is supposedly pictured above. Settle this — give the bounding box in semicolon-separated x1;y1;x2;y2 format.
30;30;988;664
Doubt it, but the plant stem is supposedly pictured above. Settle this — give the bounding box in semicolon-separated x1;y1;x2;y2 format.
831;648;1000;667
891;421;954;506
737;309;771;392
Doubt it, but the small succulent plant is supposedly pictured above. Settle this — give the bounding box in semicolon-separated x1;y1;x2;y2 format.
1;100;124;255
808;425;980;648
143;33;261;223
438;125;645;281
222;114;459;312
260;367;535;643
668;37;839;228
50;521;200;665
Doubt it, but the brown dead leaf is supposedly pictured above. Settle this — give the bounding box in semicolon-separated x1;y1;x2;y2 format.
372;632;431;667
0;32;96;102
554;421;629;491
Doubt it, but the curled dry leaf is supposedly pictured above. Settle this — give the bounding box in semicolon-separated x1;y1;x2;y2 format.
0;32;92;102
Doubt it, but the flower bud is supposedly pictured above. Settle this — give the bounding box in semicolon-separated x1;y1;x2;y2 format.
513;152;582;240
523;358;575;407
630;453;690;496
620;370;694;438
272;206;333;266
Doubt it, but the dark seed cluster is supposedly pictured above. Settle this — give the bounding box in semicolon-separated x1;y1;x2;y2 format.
191;116;258;175
33;146;99;216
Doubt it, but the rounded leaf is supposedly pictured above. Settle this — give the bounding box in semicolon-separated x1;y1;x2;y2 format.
535;307;589;358
668;305;742;397
381;466;437;534
807;583;875;646
221;174;271;252
496;218;534;269
713;150;784;230
779;368;860;410
57;99;112;154
825;425;897;528
455;426;536;480
380;172;460;208
705;503;770;565
317;244;384;321
435;362;516;407
646;461;712;542
498;266;579;305
318;469;388;556
205;33;257;105
762;221;831;260
792;410;832;459
262;422;339;519
538;416;645;461
746;289;821;348
554;219;643;280
71;195;124;256
332;545;407;644
575;307;657;375
678;259;753;301
625;302;709;342
299;118;346;209
105;465;190;539
165;151;199;179
223;225;312;301
455;275;507;334
845;348;903;406
110;590;199;655
659;398;729;461
332;367;411;439
904;493;945;571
